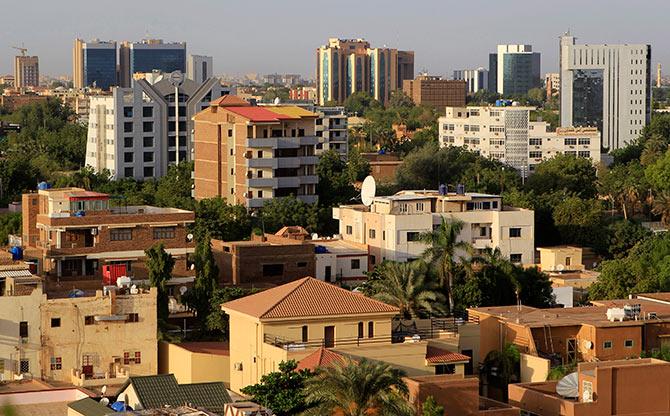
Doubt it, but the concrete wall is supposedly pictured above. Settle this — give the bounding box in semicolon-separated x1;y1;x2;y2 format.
0;288;43;380
520;353;550;382
158;342;230;386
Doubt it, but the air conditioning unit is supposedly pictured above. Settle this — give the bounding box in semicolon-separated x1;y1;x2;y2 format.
233;362;243;371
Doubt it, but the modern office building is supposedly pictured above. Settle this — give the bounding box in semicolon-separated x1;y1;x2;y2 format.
488;44;541;97
334;189;535;266
402;75;466;108
438;105;601;174
559;33;651;150
453;68;489;94
316;38;414;105
186;54;213;84
545;72;560;97
193;96;319;207
119;39;186;87
14;55;39;89
72;39;117;90
85;71;231;179
22;187;196;279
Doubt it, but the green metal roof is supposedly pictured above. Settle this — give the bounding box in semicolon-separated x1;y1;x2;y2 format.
67;397;113;416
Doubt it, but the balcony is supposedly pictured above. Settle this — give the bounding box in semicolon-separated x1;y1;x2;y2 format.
297;195;318;204
248;178;277;187
70;365;129;388
276;177;300;188
246;136;319;149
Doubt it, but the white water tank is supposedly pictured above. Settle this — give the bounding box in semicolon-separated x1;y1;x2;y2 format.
606;308;626;322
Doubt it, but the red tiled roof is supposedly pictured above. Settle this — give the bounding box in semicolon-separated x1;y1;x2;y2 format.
224;106;295;122
296;347;345;371
425;345;470;364
68;190;109;200
221;277;399;320
176;342;229;356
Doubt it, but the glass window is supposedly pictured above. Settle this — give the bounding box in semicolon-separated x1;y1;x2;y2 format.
84;316;95;325
124;152;133;163
624;339;634;348
603;340;613;349
368;321;374;338
153;227;176;239
143;166;154;177
124;167;134;178
20;359;29;374
50;357;62;370
407;232;420;242
123;107;133;118
358;322;364;338
509;228;522;238
51;318;61;328
124;137;133;148
19;321;28;338
143;152;154;162
302;325;308;343
346;225;352;235
142;107;153;117
143;137;153;147
510;254;522;263
564;138;577;146
368;229;376;239
124;122;133;133
143;122;153;133
351;259;360;270
110;228;133;241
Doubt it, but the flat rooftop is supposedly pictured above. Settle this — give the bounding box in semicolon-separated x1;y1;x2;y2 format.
309;238;367;255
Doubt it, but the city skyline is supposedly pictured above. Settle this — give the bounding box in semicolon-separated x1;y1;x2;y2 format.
0;0;668;79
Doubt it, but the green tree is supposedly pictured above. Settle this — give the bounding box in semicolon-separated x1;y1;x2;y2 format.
652;192;670;226
388;91;415;109
303;357;413;416
205;287;260;339
606;220;651;259
552;196;605;248
420;218;471;313
184;236;219;330
260;195;319;233
316;150;358;208
343;92;382;115
0;213;21;245
193;198;252;241
482;343;520;399
154;161;194;210
145;243;175;323
421;396;444;416
346;148;371;183
526;87;546;106
367;261;445;319
240;360;313;416
526;154;598;199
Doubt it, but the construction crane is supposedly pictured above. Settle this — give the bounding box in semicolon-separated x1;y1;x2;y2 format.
12;46;28;56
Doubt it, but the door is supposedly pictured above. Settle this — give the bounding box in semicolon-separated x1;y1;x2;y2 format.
324;326;335;348
324;266;332;283
462;349;474;375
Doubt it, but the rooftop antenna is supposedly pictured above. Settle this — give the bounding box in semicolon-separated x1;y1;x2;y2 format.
361;176;376;207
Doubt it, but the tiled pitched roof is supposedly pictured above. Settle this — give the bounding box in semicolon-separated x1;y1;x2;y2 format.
224;106;295;122
296;347;345;371
425;345;471;364
209;95;250;107
122;374;231;412
265;106;318;118
222;277;399;320
67;398;113;416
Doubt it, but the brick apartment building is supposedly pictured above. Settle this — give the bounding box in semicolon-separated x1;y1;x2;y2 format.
22;187;195;279
402;75;466;108
193;96;319;208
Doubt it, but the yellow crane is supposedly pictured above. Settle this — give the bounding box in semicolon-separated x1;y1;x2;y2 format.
12;46;28;56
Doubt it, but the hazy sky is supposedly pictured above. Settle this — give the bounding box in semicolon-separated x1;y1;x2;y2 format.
2;0;668;79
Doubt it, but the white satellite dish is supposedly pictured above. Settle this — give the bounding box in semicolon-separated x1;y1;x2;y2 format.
582;340;593;350
556;372;579;398
556;264;565;272
186;233;194;242
274;96;281;105
100;397;110;406
101;385;107;396
361;176;377;207
179;286;188;295
311;233;319;240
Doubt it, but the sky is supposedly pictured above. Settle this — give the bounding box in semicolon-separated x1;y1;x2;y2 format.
1;0;668;79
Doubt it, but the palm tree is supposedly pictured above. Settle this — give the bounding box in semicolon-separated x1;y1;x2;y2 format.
419;217;472;313
482;343;520;398
652;192;670;226
302;357;413;416
369;261;445;319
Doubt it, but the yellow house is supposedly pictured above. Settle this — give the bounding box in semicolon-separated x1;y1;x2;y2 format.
158;341;230;386
538;246;584;272
222;277;475;393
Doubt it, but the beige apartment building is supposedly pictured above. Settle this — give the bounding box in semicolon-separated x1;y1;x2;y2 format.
316;38;414;105
334;190;535;266
402;75;466;108
438;106;601;175
193;96;319;207
14;56;39;89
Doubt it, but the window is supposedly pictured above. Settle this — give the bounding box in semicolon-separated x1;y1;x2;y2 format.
480;227;487;237
124;167;134;178
578;137;590;145
358;322;364;338
262;264;284;277
351;259;360;270
51;318;61;328
346;225;353;235
509;228;522;238
624;339;634;348
153;227;176;239
143;122;153;132
407;232;420;242
127;313;139;323
84;316;95;325
110;228;132;241
123;106;133;117
368;229;376;239
124;137;133;148
228;129;233;137
143;166;154;177
529;151;542;159
578;151;591;158
124;152;133;163
603;340;613;349
143;137;153;147
368;321;374;338
382;231;386;240
142;107;153;117
510;254;522;263
19;321;28;338
564;138;577;146
529;138;542;146
124;122;133;133
297;262;307;268
124;351;142;365
50;357;62;370
565;256;572;266
301;325;308;343
143;152;154;162
19;359;29;374
257;150;263;158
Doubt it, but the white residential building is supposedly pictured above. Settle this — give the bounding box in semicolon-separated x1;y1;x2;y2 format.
334;190;535;266
453;68;489;94
438;106;601;175
559;33;651;150
85;71;232;179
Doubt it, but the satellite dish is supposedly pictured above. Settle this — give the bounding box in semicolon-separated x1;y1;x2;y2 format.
190;264;195;270
186;233;194;241
179;286;188;295
101;385;107;395
583;340;593;350
556;264;565;272
100;397;110;406
274;96;281;105
361;176;377;207
556;372;579;398
311;233;319;240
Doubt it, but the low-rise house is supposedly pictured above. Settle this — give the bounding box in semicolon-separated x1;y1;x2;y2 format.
22;187;195;280
509;358;670;416
0;381;94;416
158;342;229;386
537;246;600;307
222;277;480;393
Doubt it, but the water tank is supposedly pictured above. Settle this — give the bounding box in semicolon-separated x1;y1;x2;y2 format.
438;184;447;195
314;245;328;254
116;276;132;288
9;246;23;261
606;308;626;322
74;211;86;217
37;181;51;190
456;184;465;195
